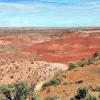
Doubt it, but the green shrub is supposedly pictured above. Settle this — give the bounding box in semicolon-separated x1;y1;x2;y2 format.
42;79;60;88
0;85;10;94
31;95;40;100
68;63;77;70
68;52;100;69
70;86;100;100
85;59;93;65
49;79;60;85
0;81;31;100
0;85;14;100
74;87;88;99
13;81;30;100
86;52;99;65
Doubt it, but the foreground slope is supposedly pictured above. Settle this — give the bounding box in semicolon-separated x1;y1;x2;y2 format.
36;60;100;100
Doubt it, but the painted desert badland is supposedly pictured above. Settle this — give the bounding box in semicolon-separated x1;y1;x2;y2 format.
0;27;100;100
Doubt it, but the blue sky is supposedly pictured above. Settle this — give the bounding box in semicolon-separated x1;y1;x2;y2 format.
0;0;100;27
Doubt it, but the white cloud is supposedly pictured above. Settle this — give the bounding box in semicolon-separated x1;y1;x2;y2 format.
0;2;40;10
0;1;100;15
0;2;46;14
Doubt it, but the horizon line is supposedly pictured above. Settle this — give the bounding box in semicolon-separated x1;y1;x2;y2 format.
0;26;100;29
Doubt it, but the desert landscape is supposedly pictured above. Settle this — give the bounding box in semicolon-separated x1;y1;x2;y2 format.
0;27;100;100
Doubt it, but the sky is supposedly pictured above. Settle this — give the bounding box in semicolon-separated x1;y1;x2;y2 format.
0;0;100;27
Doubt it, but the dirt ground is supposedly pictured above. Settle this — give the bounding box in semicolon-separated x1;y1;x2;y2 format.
36;62;100;100
0;27;100;99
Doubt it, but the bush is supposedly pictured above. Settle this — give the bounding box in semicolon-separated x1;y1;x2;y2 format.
0;81;31;100
68;63;77;70
86;52;99;65
70;86;100;100
0;84;14;100
31;95;40;100
91;52;99;59
49;79;60;85
0;85;10;94
74;87;88;99
42;79;60;88
14;81;30;100
85;59;93;65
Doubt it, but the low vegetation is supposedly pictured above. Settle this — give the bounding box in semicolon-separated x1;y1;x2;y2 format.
68;52;100;70
30;94;40;100
75;87;88;99
75;80;84;84
0;81;38;100
42;78;61;89
70;85;100;100
68;63;77;70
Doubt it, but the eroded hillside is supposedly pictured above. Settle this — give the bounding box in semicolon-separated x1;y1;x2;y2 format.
0;28;100;100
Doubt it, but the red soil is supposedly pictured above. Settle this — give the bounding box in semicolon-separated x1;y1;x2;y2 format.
22;33;100;63
0;29;100;63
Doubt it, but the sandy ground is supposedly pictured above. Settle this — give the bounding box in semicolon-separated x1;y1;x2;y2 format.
36;62;100;100
0;60;68;86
